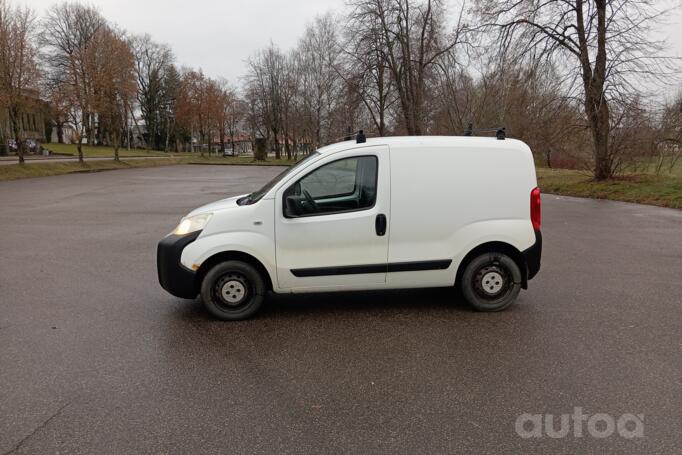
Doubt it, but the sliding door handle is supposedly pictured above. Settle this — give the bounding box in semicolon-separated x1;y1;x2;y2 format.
375;214;387;236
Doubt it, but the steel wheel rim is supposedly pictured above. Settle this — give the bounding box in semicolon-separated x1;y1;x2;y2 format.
213;272;250;310
473;262;512;301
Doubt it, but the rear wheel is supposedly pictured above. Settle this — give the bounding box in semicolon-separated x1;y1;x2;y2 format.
200;261;265;320
460;253;521;312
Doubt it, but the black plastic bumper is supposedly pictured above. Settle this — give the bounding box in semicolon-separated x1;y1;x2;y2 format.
157;230;201;299
522;230;542;283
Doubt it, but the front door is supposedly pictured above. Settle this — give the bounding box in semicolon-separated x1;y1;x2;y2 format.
274;146;390;290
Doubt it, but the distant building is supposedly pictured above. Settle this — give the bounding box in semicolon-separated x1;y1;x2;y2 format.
50;122;77;144
1;89;49;154
223;134;254;155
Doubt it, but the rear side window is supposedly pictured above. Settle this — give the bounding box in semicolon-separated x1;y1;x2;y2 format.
284;156;378;217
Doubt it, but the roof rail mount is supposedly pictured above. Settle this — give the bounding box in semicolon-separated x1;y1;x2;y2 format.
343;127;353;141
463;124;506;140
356;130;366;144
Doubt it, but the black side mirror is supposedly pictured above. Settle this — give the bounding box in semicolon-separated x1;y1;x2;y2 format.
285;195;303;217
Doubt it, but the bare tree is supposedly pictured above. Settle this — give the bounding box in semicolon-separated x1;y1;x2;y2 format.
244;82;268;161
130;34;175;150
245;44;287;158
296;14;341;147
344;0;397;136
176;69;220;157
348;0;465;135
219;83;246;155
90;26;136;161
475;0;678;180
41;2;106;162
0;0;40;163
161;64;180;151
654;92;682;174
45;81;71;144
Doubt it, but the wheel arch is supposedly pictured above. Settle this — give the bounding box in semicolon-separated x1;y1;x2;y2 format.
195;250;274;292
455;241;528;289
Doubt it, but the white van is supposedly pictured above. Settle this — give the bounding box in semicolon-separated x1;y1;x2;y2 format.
158;136;542;320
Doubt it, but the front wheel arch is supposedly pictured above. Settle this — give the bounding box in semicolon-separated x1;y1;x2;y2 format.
195;251;273;294
455;241;527;290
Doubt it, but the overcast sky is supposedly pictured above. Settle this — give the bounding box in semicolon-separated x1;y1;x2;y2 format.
24;0;682;89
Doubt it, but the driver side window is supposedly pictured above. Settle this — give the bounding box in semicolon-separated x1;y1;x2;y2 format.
284;155;378;217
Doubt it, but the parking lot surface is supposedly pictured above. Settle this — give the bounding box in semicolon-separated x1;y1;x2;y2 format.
1;165;680;454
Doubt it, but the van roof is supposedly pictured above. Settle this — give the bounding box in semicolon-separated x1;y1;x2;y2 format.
316;135;530;155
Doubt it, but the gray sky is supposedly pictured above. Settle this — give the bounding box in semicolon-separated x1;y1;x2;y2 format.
24;0;682;89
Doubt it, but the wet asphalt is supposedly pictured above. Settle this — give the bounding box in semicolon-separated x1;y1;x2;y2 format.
0;165;680;454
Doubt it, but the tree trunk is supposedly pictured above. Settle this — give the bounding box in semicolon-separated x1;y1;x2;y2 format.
284;135;291;160
12;125;24;165
200;132;205;158
272;128;281;160
585;0;611;180
589;97;611;180
8;106;23;163
114;131;120;162
57;123;64;144
85;112;95;146
254;138;267;161
77;139;84;163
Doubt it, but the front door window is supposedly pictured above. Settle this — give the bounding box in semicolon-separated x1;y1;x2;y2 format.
283;155;378;217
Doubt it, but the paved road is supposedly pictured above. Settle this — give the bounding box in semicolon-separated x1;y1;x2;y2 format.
1;166;680;454
0;155;172;165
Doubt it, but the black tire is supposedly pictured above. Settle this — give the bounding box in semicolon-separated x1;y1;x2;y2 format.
200;261;265;320
460;252;522;312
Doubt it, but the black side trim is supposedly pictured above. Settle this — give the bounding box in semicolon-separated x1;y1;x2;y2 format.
522;230;542;282
388;260;451;272
157;230;202;299
291;259;452;277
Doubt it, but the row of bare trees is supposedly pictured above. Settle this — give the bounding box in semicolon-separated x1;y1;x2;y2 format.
1;0;680;178
242;0;680;178
1;1;244;163
176;70;243;156
41;2;135;162
0;0;39;163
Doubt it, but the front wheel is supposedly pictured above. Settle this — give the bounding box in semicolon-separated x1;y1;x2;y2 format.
460;253;522;312
200;261;265;320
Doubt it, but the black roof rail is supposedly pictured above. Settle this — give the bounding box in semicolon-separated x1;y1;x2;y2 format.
463;124;506;140
340;128;367;143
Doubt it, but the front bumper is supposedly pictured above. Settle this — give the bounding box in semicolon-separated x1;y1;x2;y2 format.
157;230;202;299
522;230;542;284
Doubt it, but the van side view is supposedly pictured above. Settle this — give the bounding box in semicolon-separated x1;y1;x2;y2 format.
157;136;542;320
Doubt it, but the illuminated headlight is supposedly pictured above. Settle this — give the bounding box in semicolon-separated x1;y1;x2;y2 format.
173;213;212;236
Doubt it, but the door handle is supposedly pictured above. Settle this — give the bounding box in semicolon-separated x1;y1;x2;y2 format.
375;214;387;236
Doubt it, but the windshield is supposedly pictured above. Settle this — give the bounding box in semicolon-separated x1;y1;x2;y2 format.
238;152;320;205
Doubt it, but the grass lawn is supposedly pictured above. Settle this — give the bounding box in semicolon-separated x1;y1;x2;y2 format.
0;158;186;181
4;143;680;209
537;167;682;209
0;151;293;182
43;143;185;158
41;144;298;163
184;155;292;166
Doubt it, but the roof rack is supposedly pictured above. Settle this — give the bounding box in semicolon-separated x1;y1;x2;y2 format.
464;123;506;140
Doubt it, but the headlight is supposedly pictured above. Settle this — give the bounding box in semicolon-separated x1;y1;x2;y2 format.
173;213;212;236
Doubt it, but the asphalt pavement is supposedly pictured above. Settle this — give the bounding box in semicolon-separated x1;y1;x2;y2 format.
1;165;680;454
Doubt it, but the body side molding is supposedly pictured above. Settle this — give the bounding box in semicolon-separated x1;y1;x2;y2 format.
291;260;452;277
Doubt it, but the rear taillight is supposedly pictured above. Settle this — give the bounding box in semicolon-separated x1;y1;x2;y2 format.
530;187;541;231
